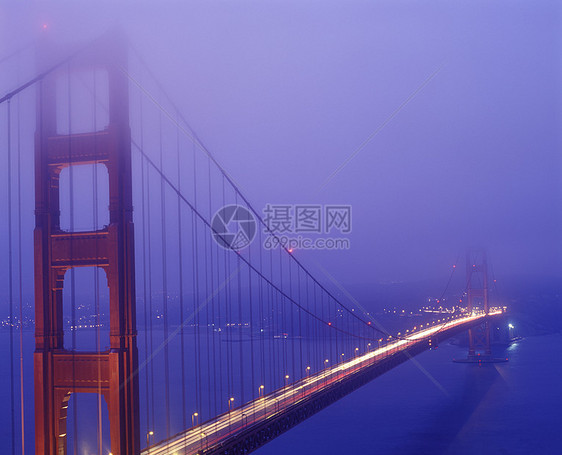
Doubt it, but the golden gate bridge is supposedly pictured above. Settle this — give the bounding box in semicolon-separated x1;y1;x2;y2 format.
0;31;505;455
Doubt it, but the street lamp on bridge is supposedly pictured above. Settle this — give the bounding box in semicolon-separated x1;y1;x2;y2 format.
146;431;154;448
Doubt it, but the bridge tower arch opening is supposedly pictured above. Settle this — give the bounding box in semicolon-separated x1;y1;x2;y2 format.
64;392;112;455
61;266;110;351
33;31;140;455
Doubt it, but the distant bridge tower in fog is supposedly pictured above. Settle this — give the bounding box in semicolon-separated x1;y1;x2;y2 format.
467;249;491;358
33;33;140;455
454;249;507;364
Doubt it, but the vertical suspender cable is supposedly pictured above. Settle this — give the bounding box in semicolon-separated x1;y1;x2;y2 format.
268;248;275;390
279;249;286;385
67;65;79;455
304;275;308;373
313;283;319;374
92;69;103;455
248;237;256;407
222;176;232;413
329;297;341;363
225;223;232;428
217;175;225;412
138;89;153;444
236;194;245;405
277;250;282;383
257;228;265;404
295;268;300;379
207;156;217;417
319;285;324;370
216;193;224;414
176;113;187;431
158;110;171;439
328;292;332;367
146;127;156;433
138;84;149;447
288;258;295;381
16;86;25;455
191;142;201;420
7;98;16;455
204;157;212;417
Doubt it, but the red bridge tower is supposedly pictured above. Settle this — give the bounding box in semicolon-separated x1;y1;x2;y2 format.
33;34;140;455
466;249;492;359
455;249;507;364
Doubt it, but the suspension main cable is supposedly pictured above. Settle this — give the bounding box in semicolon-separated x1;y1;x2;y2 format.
132;141;391;341
121;63;385;332
0;37;100;106
126;54;480;346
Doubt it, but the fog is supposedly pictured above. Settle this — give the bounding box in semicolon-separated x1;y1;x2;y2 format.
1;3;561;454
1;0;560;292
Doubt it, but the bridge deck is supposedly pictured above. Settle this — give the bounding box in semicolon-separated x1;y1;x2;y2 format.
144;310;502;455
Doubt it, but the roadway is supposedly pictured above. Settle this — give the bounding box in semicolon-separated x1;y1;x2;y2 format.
143;309;502;455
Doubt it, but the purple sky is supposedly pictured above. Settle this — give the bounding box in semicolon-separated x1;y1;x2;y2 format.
1;1;560;288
